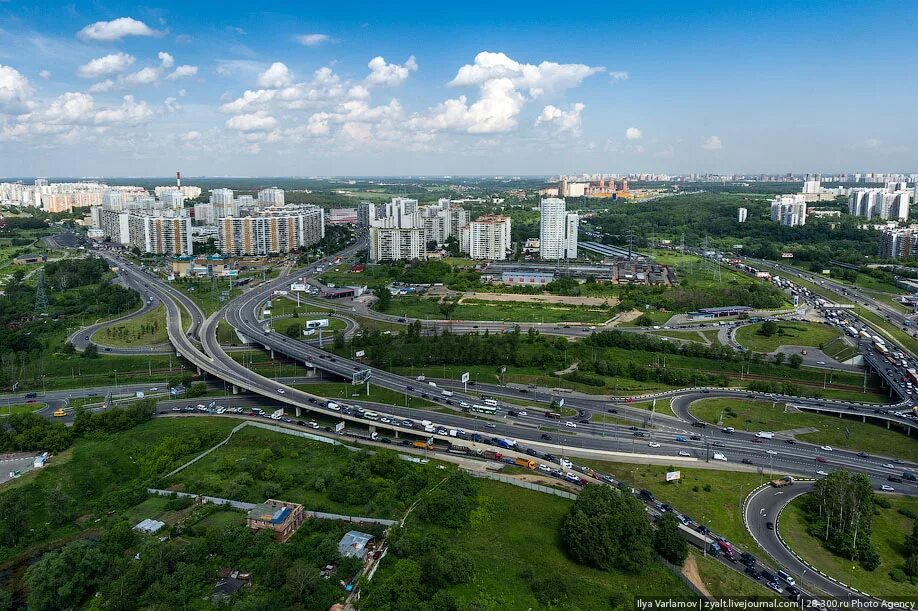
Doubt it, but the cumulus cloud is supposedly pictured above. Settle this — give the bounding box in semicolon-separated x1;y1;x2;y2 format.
39;70;51;79
296;33;331;47
449;51;603;97
625;127;642;140
94;95;154;125
535;103;585;135
408;77;524;134
77;53;135;78
168;65;198;80
158;52;174;69
365;56;417;87
77;17;159;42
701;135;722;150
609;71;629;81
38;92;153;127
181;130;202;141
226;111;278;131
124;67;160;85
88;79;115;93
257;62;293;88
0;65;34;114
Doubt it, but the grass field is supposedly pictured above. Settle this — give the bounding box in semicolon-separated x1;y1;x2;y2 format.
389;295;615;324
91;304;168;348
735;321;842;353
403;479;693;608
173;277;241;316
780;494;918;597
690;398;918;461
821;336;860;362
649;329;708;343
0;402;41;417
24;353;192;392
578;460;766;552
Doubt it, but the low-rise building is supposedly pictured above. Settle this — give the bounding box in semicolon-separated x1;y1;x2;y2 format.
246;499;304;543
338;530;375;559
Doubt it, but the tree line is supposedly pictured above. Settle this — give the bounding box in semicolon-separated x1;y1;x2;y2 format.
803;470;879;570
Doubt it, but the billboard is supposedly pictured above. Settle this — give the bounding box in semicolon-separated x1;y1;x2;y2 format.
335;421;345;433
355;350;365;358
290;283;307;292
665;471;681;482
781;252;794;258
461;372;470;383
305;319;329;329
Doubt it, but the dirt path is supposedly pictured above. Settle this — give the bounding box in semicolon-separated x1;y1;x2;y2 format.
682;554;713;598
461;291;618;307
553;362;579;376
511;473;582;493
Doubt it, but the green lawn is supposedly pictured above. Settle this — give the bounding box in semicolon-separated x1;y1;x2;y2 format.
406;479;693;608
19;353;192;392
821;336;860;362
690;398;918;461
172;277;241;316
388;295;615;324
0;402;42;417
92;304;168;348
692;551;777;598
735;321;842;353
579;460;766;552
649;329;708;343
781;494;918;598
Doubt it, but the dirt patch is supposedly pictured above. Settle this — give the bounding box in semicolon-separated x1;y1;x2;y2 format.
554;362;579;376
510;473;582;493
615;309;644;324
682;554;713;598
461;292;618;307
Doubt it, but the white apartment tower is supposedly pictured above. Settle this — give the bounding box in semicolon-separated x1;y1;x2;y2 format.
738;207;748;223
257;188;285;207
466;215;512;260
770;194;807;227
539;197;578;259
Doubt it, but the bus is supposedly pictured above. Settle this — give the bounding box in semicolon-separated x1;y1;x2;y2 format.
544;411;562;419
552;387;573;394
469;404;498;415
363;410;380;421
483;398;499;407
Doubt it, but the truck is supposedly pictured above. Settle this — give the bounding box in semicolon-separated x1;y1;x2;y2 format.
495;438;515;449
424;424;436;433
770;476;794;488
448;429;458;437
482;450;503;461
441;390;454;397
483;398;499;407
413;441;433;450
755;431;775;439
135;391;145;399
448;444;471;455
717;539;736;561
713;452;727;461
514;457;536;470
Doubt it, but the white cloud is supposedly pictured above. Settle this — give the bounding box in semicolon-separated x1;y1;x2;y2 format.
409;77;524;134
77;52;135;78
88;79;115;93
77;17;159;42
44;92;95;124
609;71;629;81
701;135;722;150
535;103;585;135
0;64;34;114
124;67;160;85
226;111;278;131
94;95;153;125
181;130;202;141
625;127;642;140
157;52;174;69
39;70;51;79
167;65;198;80
365;56;417;87
296;33;331;47
449;51;603;97
257;62;293;88
164;96;181;112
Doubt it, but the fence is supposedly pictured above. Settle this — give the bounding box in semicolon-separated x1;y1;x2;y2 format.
466;470;578;500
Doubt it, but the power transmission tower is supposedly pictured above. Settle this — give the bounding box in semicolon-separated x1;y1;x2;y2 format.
35;268;48;312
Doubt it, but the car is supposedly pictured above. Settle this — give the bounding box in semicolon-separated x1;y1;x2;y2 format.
767;582;784;595
518;410;527;416
745;566;761;579
537;464;551;473
820;445;833;451
437;429;448;435
881;484;895;492
815;456;828;463
606;408;618;414
766;522;774;530
889;476;904;483
678;450;691;457
565;421;577;428
508;410;518;417
741;458;753;465
857;451;869;458
540;433;553;440
277;388;285;394
816;470;829;476
633;431;646;437
765;449;778;455
751;438;763;444
648;442;661;448
485;423;497;429
884;463;896;469
784;438;797;444
691;422;706;428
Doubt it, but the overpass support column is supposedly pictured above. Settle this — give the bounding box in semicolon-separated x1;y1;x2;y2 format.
393;429;399;439
862;415;866;423
888;420;891;429
295;406;301;417
270;349;274;359
232;385;238;395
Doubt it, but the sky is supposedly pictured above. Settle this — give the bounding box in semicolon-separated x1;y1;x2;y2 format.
0;0;916;177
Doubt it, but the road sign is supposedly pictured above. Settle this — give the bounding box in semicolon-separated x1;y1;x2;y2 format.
461;372;470;384
352;369;372;385
335;421;345;433
665;471;681;482
355;350;365;358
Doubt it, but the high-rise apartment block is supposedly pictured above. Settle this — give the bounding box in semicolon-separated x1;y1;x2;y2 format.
738;207;748;223
257;188;285;207
539;197;578;259
770;194;807;226
848;186;910;221
464;215;512;260
218;205;324;256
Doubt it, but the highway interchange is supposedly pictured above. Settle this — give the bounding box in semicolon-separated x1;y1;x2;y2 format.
14;239;918;602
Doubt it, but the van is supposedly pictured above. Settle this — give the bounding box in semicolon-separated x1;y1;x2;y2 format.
326;402;340;411
713;452;727;461
777;570;795;586
559;458;572;469
483;398;499;407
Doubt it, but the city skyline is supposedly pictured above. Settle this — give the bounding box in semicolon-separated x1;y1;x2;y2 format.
1;1;916;177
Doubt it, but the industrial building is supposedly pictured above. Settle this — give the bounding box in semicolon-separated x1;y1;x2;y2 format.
479;260;676;286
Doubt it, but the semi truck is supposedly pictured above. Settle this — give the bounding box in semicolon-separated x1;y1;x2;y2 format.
495;438;516;449
482;450;503;461
755;431;775;439
769;476;794;488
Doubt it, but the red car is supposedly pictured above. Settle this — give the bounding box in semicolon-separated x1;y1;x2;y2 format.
815;456;828;463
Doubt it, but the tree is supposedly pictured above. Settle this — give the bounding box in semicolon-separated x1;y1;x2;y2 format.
788;353;803;368
759;320;778;337
772;352;785;366
26;540;108;611
634;314;655;327
186;381;208;398
62;341;75;355
374;285;391;312
333;330;345;350
654;512;688;566
83;343;99;359
438;300;457;320
284;323;302;339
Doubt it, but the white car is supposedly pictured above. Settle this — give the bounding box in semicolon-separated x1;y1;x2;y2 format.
518;411;527;416
765;449;778;455
648;442;661;448
537;464;551;473
678;450;691;457
565;421;577;428
816;470;829;476
883;463;896;469
277;388;285;394
820;445;833;452
881;484;895;492
308;421;319;429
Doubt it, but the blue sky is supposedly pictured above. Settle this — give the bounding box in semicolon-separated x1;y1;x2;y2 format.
0;1;915;177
